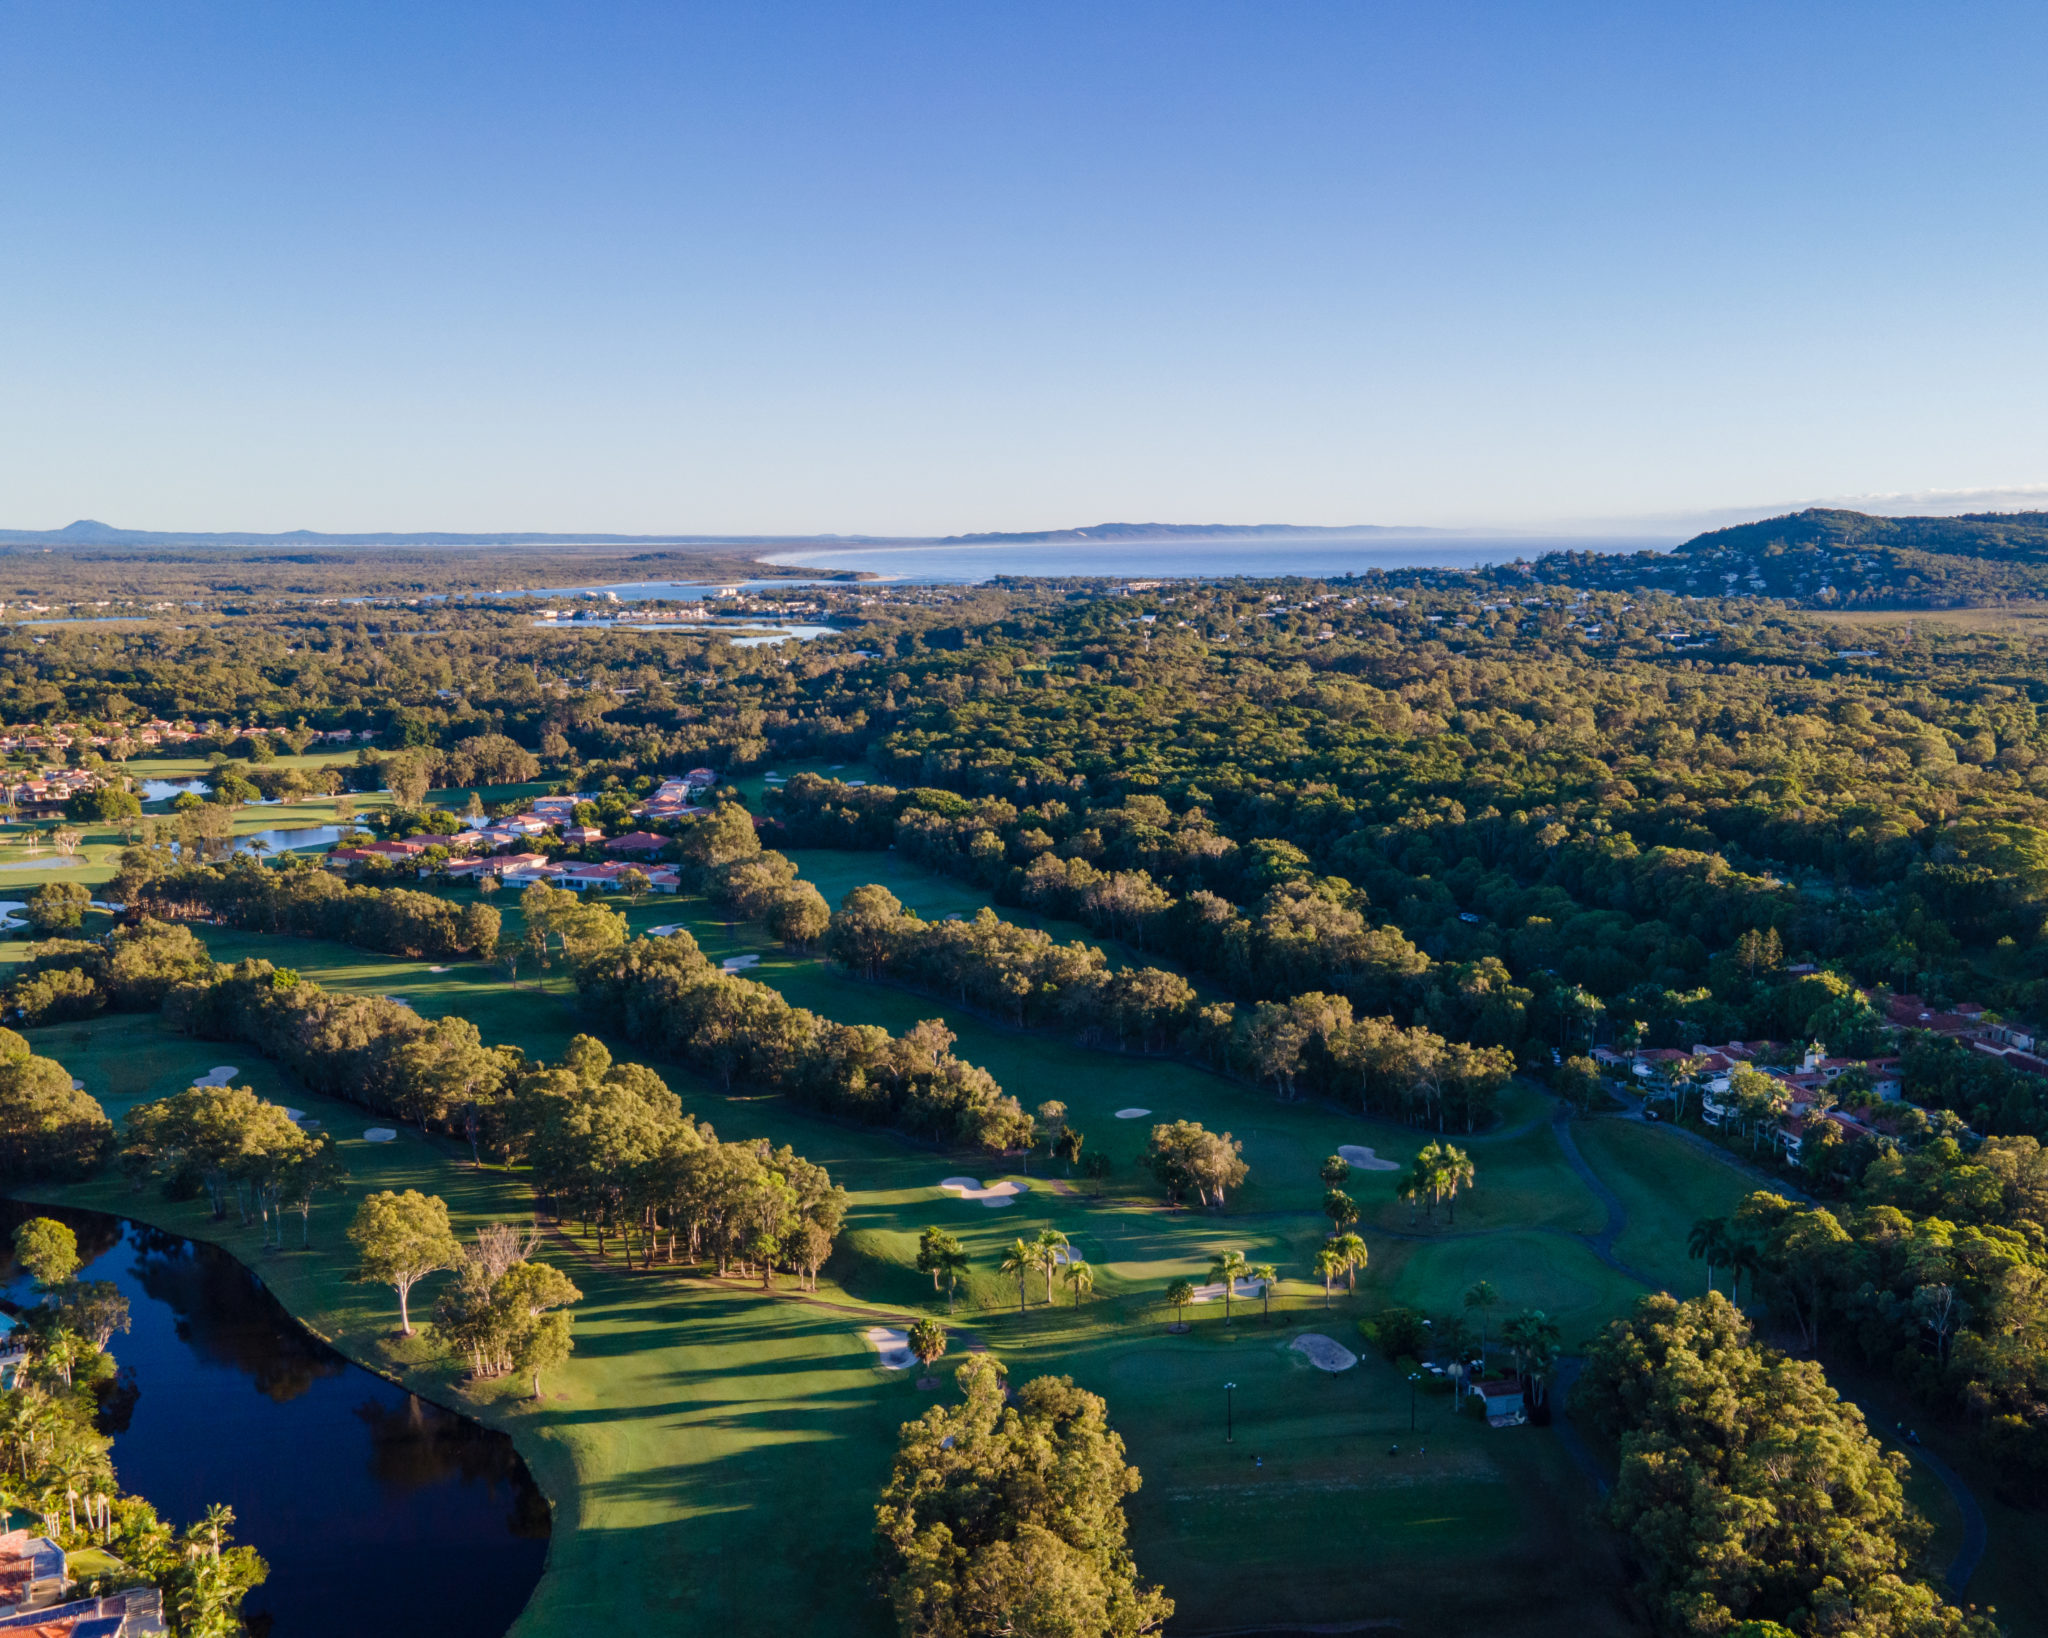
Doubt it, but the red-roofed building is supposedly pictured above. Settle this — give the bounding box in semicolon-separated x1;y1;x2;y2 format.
603;831;669;855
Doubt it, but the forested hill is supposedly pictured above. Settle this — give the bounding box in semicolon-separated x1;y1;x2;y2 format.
1541;507;2048;607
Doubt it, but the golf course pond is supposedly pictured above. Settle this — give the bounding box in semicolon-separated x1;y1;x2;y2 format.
0;1200;549;1638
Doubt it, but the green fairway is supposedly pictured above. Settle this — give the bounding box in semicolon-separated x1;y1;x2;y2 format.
0;863;1727;1636
1570;1118;1763;1299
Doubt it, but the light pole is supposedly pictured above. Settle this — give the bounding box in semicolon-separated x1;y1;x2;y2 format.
1225;1381;1237;1443
1408;1371;1422;1431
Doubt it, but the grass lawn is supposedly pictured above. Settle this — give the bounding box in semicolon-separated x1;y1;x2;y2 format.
1571;1118;1763;1298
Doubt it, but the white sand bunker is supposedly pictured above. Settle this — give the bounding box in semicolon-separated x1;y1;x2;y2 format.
363;1127;397;1143
1339;1144;1399;1172
384;995;414;1008
429;965;451;972
1291;1333;1359;1372
722;954;761;972
1192;1276;1270;1303
70;1079;84;1092
863;1327;914;1369
939;1176;1025;1207
283;1107;305;1122
190;1066;240;1088
647;923;687;937
1115;1108;1151;1120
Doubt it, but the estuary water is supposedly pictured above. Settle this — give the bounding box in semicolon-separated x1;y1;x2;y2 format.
0;1202;549;1638
755;534;1673;583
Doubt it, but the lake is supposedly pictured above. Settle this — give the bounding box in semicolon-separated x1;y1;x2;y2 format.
232;825;342;856
0;1201;549;1638
141;778;210;803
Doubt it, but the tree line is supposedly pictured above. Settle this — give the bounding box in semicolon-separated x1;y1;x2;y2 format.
116;849;500;962
577;929;1032;1154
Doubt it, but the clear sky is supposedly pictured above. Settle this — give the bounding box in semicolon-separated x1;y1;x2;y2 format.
4;2;2047;537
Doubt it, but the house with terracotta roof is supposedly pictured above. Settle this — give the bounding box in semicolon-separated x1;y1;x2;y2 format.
0;1531;70;1623
603;831;668;856
1470;1378;1525;1426
324;839;431;872
499;859;566;887
448;852;550;881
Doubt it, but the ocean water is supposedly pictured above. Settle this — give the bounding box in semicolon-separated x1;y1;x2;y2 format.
755;535;1671;583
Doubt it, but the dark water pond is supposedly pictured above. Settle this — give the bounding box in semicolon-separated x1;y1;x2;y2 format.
0;1201;549;1638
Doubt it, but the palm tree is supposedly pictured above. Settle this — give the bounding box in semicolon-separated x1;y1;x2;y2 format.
1062;1259;1095;1306
1034;1228;1071;1305
1499;1310;1563;1407
1250;1262;1278;1322
907;1318;947;1380
194;1501;236;1560
1688;1216;1731;1294
1333;1232;1368;1292
1165;1277;1195;1331
999;1238;1035;1315
1323;1188;1359;1236
1314;1246;1344;1307
1438;1145;1476;1223
1463;1279;1499;1351
1208;1249;1249;1323
936;1240;971;1314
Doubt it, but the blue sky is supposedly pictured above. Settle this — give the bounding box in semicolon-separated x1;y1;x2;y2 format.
4;2;2046;536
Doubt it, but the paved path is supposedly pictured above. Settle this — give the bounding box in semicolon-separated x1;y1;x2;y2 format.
1549;1107;1655;1283
1546;1355;1607;1495
1918;1441;1989;1592
1835;1399;1988;1594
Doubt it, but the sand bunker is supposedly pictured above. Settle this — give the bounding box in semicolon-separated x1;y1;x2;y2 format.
283;1107;305;1122
1114;1108;1151;1120
721;954;761;972
363;1127;397;1143
1338;1144;1399;1172
1290;1333;1359;1372
1191;1276;1270;1302
938;1176;1025;1207
428;965;451;973
384;995;414;1008
647;923;687;937
70;1079;84;1092
863;1327;914;1369
190;1066;240;1088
